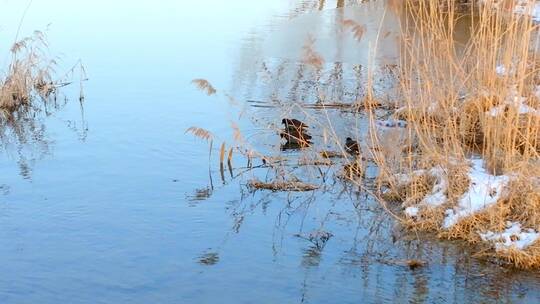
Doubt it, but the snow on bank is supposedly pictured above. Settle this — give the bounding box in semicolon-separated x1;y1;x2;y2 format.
400;159;512;229
488;101;540;117
443;159;510;228
480;221;540;251
486;85;540;117
405;206;420;217
397;160;539;254
402;167;448;218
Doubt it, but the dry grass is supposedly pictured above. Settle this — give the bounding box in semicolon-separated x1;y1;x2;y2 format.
319;150;345;158
298;157;334;166
342;19;367;41
370;0;540;268
187;0;540;269
341;159;365;180
491;243;540;269
185;126;214;142
191;79;217;96
302;35;324;70
0;31;58;115
248;179;319;191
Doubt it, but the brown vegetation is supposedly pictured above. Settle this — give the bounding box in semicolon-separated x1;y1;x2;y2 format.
248;179;319;191
187;0;540;269
371;0;540;268
0;31;59;114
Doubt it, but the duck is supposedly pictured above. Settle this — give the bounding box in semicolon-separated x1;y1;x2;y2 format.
280;126;312;145
280;118;312;150
282;118;308;130
345;137;361;155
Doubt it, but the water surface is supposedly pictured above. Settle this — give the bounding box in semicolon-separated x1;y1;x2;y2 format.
0;0;539;303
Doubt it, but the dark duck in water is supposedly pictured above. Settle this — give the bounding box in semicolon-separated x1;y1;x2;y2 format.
282;118;308;130
280;118;311;149
345;137;361;155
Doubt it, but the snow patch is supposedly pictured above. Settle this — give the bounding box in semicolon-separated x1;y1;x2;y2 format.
401;167;448;218
443;159;510;229
486;85;540;117
405;206;419;217
496;64;513;76
489;103;540;117
419;167;447;207
480;221;540;251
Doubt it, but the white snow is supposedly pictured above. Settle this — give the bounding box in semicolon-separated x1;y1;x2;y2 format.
489;103;540;116
405;206;419;217
495;64;512;76
487;85;540;117
443;159;510;229
420;167;448;207
397;160;514;224
517;103;539;115
401;167;448;218
480;221;540;251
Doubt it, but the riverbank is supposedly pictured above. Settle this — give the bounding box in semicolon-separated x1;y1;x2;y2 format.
371;0;540;268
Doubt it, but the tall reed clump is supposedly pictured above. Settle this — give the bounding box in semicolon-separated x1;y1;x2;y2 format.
375;0;540;268
0;31;58;117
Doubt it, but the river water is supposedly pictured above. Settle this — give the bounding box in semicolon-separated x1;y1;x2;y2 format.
0;0;539;303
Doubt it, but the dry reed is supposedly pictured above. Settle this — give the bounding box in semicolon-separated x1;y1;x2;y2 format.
187;0;540;269
248;179;319;191
0;31;59;115
371;0;540;268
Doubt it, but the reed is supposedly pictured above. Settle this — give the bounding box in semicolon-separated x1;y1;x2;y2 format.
188;0;540;268
371;0;540;268
0;31;58;115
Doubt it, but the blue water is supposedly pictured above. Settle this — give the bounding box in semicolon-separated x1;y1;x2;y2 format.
0;0;539;303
